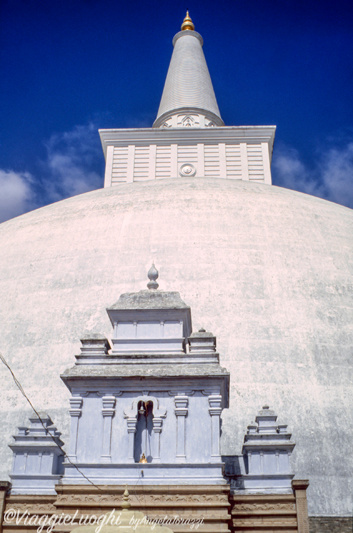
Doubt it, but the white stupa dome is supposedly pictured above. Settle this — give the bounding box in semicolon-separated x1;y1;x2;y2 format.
0;177;352;515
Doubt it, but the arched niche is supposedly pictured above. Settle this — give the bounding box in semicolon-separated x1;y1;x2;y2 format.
124;396;167;463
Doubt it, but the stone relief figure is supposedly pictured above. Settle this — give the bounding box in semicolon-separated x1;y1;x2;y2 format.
134;400;153;463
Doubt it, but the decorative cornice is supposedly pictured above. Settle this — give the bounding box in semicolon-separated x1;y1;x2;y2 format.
99;125;276;158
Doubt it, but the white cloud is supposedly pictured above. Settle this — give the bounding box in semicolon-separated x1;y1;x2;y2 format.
0;170;35;223
273;141;353;209
319;143;353;208
43;122;103;201
0;122;104;223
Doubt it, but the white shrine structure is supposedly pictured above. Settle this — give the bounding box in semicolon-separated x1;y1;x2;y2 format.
10;266;295;496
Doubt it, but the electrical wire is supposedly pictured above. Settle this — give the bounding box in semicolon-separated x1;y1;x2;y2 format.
0;351;104;491
0;350;150;509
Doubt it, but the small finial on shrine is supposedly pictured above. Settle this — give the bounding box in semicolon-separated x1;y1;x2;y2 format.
147;263;159;290
122;486;131;509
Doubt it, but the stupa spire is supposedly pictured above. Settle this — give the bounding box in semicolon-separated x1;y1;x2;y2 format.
181;11;194;31
153;12;224;128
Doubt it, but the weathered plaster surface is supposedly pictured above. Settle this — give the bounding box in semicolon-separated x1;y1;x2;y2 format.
109;290;189;309
61;363;230;378
0;178;352;514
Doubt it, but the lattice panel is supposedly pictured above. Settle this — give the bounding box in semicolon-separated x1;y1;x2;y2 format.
156;146;172;179
178;145;198;165
247;144;265;181
133;146;150;181
225;144;242;179
111;146;128;184
204;144;221;177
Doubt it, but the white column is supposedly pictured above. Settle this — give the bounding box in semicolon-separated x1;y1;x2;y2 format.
174;395;188;462
248;451;252;473
104;145;114;187
68;397;83;461
126;417;137;462
101;396;116;463
152;418;163;463
208;394;222;461
276;450;280;472
261;142;272;184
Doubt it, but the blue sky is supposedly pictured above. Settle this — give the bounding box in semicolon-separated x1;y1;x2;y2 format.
0;0;352;222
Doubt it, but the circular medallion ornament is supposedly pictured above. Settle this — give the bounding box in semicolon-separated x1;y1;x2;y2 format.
179;163;196;177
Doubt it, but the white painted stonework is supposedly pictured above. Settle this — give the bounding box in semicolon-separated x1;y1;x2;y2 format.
100;24;275;188
100;126;275;186
154;30;223;128
1;179;352;515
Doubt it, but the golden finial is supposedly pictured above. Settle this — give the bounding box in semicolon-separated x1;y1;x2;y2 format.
139;453;148;463
181;11;194;31
122;486;131;510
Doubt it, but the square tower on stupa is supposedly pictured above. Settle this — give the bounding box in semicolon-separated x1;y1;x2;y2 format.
99;12;275;187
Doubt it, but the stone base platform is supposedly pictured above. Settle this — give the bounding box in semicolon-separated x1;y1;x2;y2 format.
0;481;317;533
230;480;310;532
231;493;298;531
1;485;231;533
